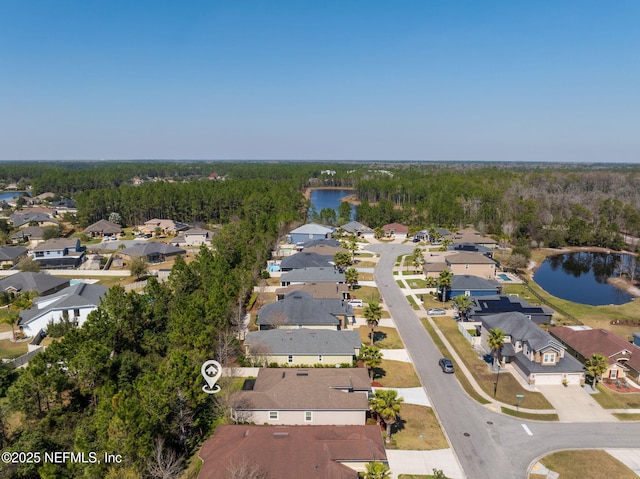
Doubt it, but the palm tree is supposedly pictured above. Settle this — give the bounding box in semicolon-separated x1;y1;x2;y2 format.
487;328;505;369
585;353;609;389
374;227;383;239
411;247;423;273
359;345;382;381
452;295;473;320
438;270;453;307
364;461;391;479
370;389;403;444
344;267;359;290
364;302;382;345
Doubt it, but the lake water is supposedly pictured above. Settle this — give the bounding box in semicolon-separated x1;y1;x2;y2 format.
533;251;635;306
308;189;356;221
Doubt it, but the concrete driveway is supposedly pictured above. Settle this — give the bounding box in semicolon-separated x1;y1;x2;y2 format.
386;449;464;479
536;385;616;422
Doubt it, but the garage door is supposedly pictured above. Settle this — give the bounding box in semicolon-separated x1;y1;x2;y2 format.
565;374;582;385
533;374;563;385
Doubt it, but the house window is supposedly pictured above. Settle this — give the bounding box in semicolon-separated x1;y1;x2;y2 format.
464;291;471;296
268;411;279;421
74;309;80;318
610;369;617;379
464;264;469;270
304;411;313;422
318;355;322;362
287;355;293;364
35;252;44;258
542;353;556;364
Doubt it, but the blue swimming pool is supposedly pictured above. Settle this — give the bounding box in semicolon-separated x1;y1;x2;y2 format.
498;273;511;281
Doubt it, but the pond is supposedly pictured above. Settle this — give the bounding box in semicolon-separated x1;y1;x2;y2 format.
308;188;356;221
533;251;636;306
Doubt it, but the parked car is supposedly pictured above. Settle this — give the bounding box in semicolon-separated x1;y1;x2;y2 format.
348;299;364;308
438;358;454;373
427;308;446;315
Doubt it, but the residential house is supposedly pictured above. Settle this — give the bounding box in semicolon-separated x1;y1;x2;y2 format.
28;192;55;204
340;220;374;237
468;295;554;324
0;246;28;268
171;228;214;246
139;218;189;236
83;219;122;238
550;326;640;382
301;243;348;257
480;312;584;385
447;275;501;301
10;212;58;229
445;252;498;279
280;267;345;286
197;425;387;479
10;225;47;245
422;261;448;279
382;222;409;237
243;329;362;367
414;228;450;243
33;238;85;269
0;272;70;297
257;291;354;329
280;252;333;271
18;283;107;337
119;243;186;263
450;228;498;248
230;368;370;425
288;223;334;244
447;242;494;258
275;282;350;301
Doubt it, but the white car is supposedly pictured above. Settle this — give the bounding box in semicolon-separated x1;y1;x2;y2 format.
427;308;446;315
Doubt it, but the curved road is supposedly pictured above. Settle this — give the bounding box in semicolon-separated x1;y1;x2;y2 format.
369;243;640;479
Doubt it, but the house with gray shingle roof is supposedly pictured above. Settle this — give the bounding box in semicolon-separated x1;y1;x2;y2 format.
257;291;354;329
244;329;362;367
18;283;107;337
33;238;85;269
0;272;70;296
280;267;345;286
288;223;334;244
10;212;58;228
280;252;333;271
230;368;369;424
83;219;122;238
468;294;553;324
275;282;349;301
120;243;186;263
340;220;374;237
447;275;501;301
10;225;47;244
0;246;28;267
480;312;584;386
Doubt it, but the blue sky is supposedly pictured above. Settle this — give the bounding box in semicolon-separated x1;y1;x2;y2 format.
1;1;638;162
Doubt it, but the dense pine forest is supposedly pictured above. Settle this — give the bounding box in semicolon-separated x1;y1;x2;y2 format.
1;160;640;478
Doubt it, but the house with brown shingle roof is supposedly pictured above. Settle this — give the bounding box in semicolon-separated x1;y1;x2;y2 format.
550;326;640;381
382;222;409;237
450;228;497;248
275;282;350;301
230;368;370;425
197;425;387;479
83;219;122;238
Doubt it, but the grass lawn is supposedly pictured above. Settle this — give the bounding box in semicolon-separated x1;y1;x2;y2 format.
590;383;640;409
406;279;429;289
532;450;638;479
429;316;553;410
422;319;489;405
0;338;29;359
406;295;419;310
386;404;449;451
355;261;377;268
396;280;406;288
375;359;421;388
358;272;374;281
357;326;404;349
501;407;558;421
350;285;381;303
613;413;640;420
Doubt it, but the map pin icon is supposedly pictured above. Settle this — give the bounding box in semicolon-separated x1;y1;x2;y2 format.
201;360;222;394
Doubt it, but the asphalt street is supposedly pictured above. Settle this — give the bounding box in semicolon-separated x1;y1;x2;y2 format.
367;243;640;479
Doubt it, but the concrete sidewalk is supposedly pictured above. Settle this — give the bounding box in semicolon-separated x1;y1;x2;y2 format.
386;449;464;479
